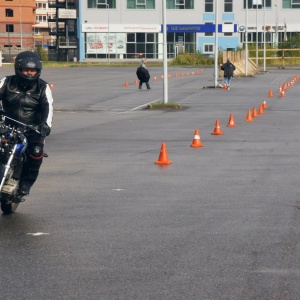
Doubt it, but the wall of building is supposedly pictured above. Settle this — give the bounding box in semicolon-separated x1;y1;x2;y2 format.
0;0;36;61
79;1;300;61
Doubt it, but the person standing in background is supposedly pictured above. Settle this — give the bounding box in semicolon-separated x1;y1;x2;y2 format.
136;58;151;90
221;58;236;90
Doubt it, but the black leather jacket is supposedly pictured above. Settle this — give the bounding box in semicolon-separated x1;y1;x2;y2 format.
0;75;53;128
221;62;236;78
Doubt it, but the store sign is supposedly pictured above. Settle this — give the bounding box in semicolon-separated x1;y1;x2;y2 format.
165;24;237;33
58;9;76;19
82;24;161;33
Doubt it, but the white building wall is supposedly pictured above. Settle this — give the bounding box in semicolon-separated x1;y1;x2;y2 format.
79;1;300;61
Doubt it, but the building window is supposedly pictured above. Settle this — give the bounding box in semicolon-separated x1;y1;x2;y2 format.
127;0;155;9
6;24;14;33
5;8;13;17
167;0;194;9
204;44;214;53
283;0;300;8
205;0;213;12
224;0;233;12
205;22;213;36
88;0;116;8
36;15;47;22
36;2;47;9
244;0;271;8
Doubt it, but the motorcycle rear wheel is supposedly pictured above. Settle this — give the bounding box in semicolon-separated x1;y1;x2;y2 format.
1;201;19;214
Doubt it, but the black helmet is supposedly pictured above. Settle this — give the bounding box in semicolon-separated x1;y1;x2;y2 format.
15;51;42;89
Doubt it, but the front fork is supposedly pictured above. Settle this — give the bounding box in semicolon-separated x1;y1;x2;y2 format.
0;144;17;192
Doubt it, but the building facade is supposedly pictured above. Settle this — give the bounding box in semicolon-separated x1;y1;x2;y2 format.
34;0;56;49
79;0;300;62
1;1;300;62
0;0;36;61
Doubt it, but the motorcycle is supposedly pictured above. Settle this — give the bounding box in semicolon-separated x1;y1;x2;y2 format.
0;115;39;214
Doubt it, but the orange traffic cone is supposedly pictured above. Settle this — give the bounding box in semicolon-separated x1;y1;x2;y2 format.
252;106;259;118
211;120;224;135
278;86;282;94
153;76;157;81
190;129;204;148
124;81;129;87
227;113;236;127
280;90;286;97
262;99;268;109
50;83;54;90
222;83;227;90
134;80;138;85
245;109;254;122
155;143;172;165
258;104;264;115
268;89;273;98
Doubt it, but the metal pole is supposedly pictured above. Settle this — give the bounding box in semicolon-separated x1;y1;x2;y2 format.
107;4;110;64
256;1;258;65
263;0;266;71
245;0;248;76
214;0;218;88
19;2;23;48
162;0;168;103
6;10;11;61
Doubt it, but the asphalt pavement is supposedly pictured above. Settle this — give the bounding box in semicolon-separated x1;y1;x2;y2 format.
0;65;300;299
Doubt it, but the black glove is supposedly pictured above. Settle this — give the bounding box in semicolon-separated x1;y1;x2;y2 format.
39;122;51;137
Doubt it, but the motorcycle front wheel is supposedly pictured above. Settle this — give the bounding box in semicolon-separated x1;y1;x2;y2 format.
1;201;19;214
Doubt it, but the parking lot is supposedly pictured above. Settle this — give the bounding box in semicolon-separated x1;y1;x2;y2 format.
0;65;300;299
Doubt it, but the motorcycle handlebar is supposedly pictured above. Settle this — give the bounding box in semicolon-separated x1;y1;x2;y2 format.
1;116;41;135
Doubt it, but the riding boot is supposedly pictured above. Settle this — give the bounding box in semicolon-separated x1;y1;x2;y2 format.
18;159;42;195
146;82;151;90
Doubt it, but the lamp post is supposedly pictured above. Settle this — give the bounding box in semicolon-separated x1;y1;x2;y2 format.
19;2;23;48
162;0;168;103
6;9;12;61
263;0;266;71
245;0;248;76
214;0;219;87
106;4;110;64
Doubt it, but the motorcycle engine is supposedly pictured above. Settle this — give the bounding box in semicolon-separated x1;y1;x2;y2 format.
1;169;18;196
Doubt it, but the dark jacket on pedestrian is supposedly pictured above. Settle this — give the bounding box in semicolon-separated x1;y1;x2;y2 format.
221;60;236;78
136;60;150;83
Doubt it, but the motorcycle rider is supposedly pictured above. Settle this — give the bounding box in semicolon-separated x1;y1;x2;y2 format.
0;51;53;195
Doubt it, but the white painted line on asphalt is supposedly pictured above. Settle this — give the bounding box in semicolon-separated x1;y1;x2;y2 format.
27;232;50;236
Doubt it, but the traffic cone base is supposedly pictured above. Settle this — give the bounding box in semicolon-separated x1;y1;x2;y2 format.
227;113;236;127
190;130;204;147
211;120;224;135
155;143;172;165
